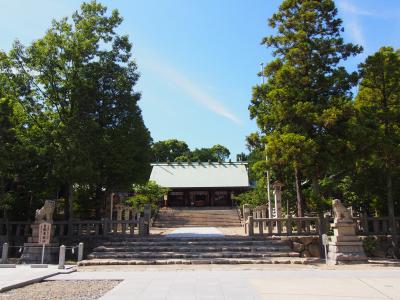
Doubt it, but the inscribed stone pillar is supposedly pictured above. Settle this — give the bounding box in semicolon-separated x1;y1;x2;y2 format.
273;181;283;218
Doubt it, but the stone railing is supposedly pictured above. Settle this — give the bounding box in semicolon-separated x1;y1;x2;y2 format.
245;215;400;237
0;221;31;238
55;219;141;237
0;218;145;239
245;216;321;236
253;205;268;219
354;216;400;235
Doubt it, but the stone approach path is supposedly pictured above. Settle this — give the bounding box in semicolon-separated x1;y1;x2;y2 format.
164;227;225;238
49;266;400;300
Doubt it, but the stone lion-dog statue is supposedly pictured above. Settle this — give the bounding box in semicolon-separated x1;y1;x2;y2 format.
35;200;55;223
332;199;352;222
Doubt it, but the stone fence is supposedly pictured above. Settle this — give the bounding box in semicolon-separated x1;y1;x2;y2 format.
245;216;321;236
245;215;400;237
356;216;400;235
0;218;146;241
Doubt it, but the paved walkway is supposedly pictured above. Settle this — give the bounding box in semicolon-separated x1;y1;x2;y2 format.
164;227;225;238
150;226;245;237
0;265;75;292
50;267;400;300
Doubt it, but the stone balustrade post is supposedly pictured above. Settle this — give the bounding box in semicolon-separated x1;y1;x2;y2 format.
144;203;151;222
78;242;84;261
243;204;250;221
247;216;254;236
361;213;369;235
243;205;250;233
116;207;122;232
1;243;8;263
287;215;292;235
58;245;65;269
139;217;149;236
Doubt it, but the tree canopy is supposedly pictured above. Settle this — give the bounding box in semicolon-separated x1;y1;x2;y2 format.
152;139;231;162
0;1;152;219
249;0;361;214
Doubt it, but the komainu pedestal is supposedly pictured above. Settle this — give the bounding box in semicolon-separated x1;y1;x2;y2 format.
20;200;59;264
328;199;367;264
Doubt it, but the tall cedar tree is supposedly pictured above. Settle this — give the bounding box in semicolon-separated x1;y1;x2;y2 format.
355;47;400;256
249;0;362;215
7;1;152;219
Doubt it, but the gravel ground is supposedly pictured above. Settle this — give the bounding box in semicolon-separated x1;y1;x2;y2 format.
0;280;121;300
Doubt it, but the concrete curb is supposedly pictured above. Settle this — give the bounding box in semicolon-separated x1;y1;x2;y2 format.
0;266;77;293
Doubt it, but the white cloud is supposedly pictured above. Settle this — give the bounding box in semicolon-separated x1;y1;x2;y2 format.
337;0;374;16
337;0;369;47
140;55;242;125
347;20;365;46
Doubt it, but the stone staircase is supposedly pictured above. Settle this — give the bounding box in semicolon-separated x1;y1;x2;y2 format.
153;207;241;228
80;236;315;266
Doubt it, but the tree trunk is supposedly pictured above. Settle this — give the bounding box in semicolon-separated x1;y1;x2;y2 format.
294;166;303;217
94;186;103;219
312;176;320;196
0;175;4;218
68;183;74;221
387;172;399;258
312;174;322;212
58;184;69;219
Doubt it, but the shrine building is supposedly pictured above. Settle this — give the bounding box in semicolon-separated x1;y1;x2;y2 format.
149;161;250;207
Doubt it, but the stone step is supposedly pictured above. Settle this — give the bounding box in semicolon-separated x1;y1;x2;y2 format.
106;235;287;243
100;239;289;247
154;217;240;221
156;217;239;224
158;214;239;219
88;251;300;259
93;245;292;253
158;214;238;218
153;224;239;228
156;218;239;222
79;257;318;266
154;207;240;228
154;218;239;221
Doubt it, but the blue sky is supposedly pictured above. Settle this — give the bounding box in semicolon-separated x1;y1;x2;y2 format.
1;0;400;158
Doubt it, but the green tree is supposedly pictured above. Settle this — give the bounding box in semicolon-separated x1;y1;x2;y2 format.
152;139;190;162
233;182;267;208
249;0;361;214
5;1;152;219
0;97;18;217
210;144;230;161
126;181;170;210
355;46;400;256
189;148;214;162
190;145;231;162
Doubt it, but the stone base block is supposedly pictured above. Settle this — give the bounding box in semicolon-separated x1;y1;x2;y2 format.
328;241;367;265
20;243;59;264
330;236;361;243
